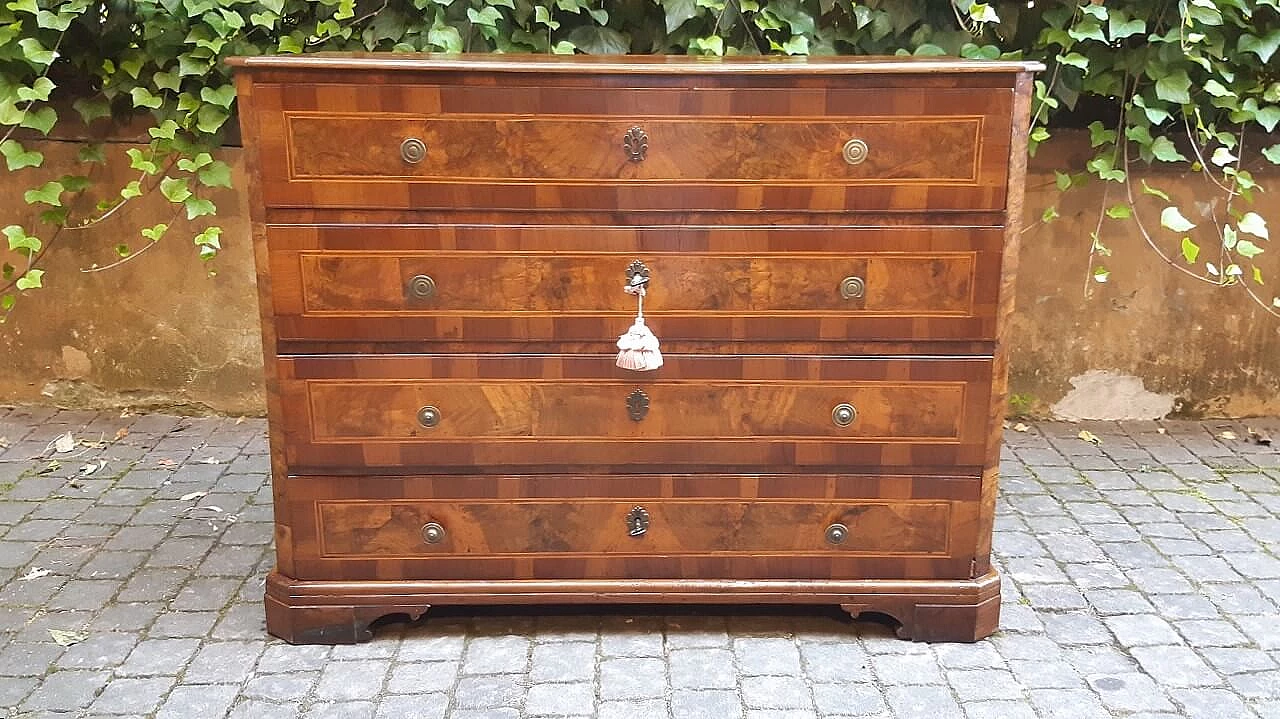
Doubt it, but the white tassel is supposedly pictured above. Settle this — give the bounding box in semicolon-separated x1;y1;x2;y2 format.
616;316;663;371
616;282;663;371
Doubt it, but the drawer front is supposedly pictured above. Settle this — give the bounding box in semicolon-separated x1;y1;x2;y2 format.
268;225;1003;343
251;83;1012;211
277;354;993;471
279;474;982;580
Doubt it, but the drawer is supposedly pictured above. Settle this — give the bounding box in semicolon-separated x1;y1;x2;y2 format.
279;474;982;580
249;83;1013;212
268;225;1004;344
277;354;993;472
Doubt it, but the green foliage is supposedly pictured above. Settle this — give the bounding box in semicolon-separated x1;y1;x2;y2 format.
1;0;1279;317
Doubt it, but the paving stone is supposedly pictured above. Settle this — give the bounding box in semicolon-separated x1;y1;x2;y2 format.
314;660;390;700
600;657;667;700
868;652;944;684
0;675;39;707
1233;614;1280;649
0;641;65;676
452;674;526;708
118;637;201;676
1176;619;1251;647
1041;612;1114;645
54;632;138;669
374;692;449;719
669;647;736;689
87;676;176;715
740;675;812;710
1104;614;1183;647
19;669;110;712
598;699;669;719
798;641;871;682
672;689;745;719
1130;644;1223;687
1170;687;1253;719
810;683;886;715
244;672;318;701
155;683;240;719
600;628;664;657
305;700;376;719
884;685;962;717
524;682;595;715
183;640;263;683
733;637;801;675
1007;659;1084;689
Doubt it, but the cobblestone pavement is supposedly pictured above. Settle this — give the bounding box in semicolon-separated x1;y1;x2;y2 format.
0;407;1278;718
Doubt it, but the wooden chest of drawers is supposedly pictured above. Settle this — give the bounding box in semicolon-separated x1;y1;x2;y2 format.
229;53;1041;644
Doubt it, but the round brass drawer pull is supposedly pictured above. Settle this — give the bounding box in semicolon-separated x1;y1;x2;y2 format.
839;276;865;300
825;523;849;545
842;138;868;165
409;274;436;299
401;137;427;164
417;405;441;428
422;522;446;544
832;403;857;427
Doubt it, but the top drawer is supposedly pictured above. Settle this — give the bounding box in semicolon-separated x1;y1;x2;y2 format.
248;82;1014;213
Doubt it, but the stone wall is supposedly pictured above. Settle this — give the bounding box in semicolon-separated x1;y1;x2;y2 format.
1;132;1276;418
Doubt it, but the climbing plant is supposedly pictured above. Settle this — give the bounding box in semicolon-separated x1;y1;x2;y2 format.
1;0;1278;316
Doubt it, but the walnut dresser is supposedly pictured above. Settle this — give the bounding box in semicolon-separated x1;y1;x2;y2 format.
227;53;1042;644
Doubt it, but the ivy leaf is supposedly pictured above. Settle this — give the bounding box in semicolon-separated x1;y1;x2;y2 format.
20;106;57;135
177;153;213;172
969;2;999;22
1238;212;1269;241
197;159;231;187
153;68;182;92
16;77;55;103
1236;240;1264;259
1056;52;1088;70
1223;225;1238;250
1181;237;1200;264
1254;267;1265;285
1149;136;1187;162
17;38;55;66
119;180;143;199
1108;13;1144;40
1092;267;1109;283
1203;79;1235;98
199;84;236;109
1239;31;1280;63
184;197;216;219
1155;71;1192;105
427;25;462;52
1210;147;1237;166
1105;204;1131;219
59;175;90;192
196;104;229;134
1041;206;1059;223
3;225;41;254
159;177;192;203
566;26;629;54
194;226;222;260
1141;180;1170;201
77;144;105;164
6;0;38;14
24;181;64;207
0;139;43;170
661;0;697;33
15;269;43;291
126;149;158;174
466;6;502;26
781;35;809;55
130;87;163;110
141;223;168;242
1068;18;1105;43
1161;207;1196;233
1263;144;1280;164
148;120;179;140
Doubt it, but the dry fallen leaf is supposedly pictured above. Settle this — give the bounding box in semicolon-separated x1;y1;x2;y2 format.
119;408;135;418
235;416;245;425
0;436;9;449
1218;430;1238;441
48;629;87;647
179;491;208;502
199;457;222;464
19;567;51;581
78;461;105;477
1013;422;1030;432
1248;427;1272;446
1078;430;1102;445
1002;421;1010;429
36;460;59;475
156;458;177;468
1157;428;1167;434
50;432;75;454
114;428;129;441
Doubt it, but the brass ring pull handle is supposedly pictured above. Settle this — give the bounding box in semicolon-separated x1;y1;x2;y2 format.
408;274;436;299
417;405;441;428
421;522;446;544
626;506;650;537
401;138;427;164
839;276;865;300
623;126;648;162
842;138;868;165
832;403;857;427
825;523;849;545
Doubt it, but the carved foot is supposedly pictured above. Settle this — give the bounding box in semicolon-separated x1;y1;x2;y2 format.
265;594;429;645
840;594;1000;643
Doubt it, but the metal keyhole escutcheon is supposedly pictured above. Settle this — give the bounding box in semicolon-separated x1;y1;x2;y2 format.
839;276;865;300
623;127;648;162
627;506;650;537
626;389;650;422
409;274;436;299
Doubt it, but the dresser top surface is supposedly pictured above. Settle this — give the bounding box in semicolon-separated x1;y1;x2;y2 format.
226;52;1043;75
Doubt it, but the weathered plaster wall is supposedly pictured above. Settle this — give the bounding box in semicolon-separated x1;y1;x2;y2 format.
1;132;1277;417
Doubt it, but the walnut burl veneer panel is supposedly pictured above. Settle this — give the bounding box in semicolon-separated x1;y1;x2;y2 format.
267;224;1003;344
277;354;991;471
251;81;1013;211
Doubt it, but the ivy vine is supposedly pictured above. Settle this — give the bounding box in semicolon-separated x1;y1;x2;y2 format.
1;0;1278;317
